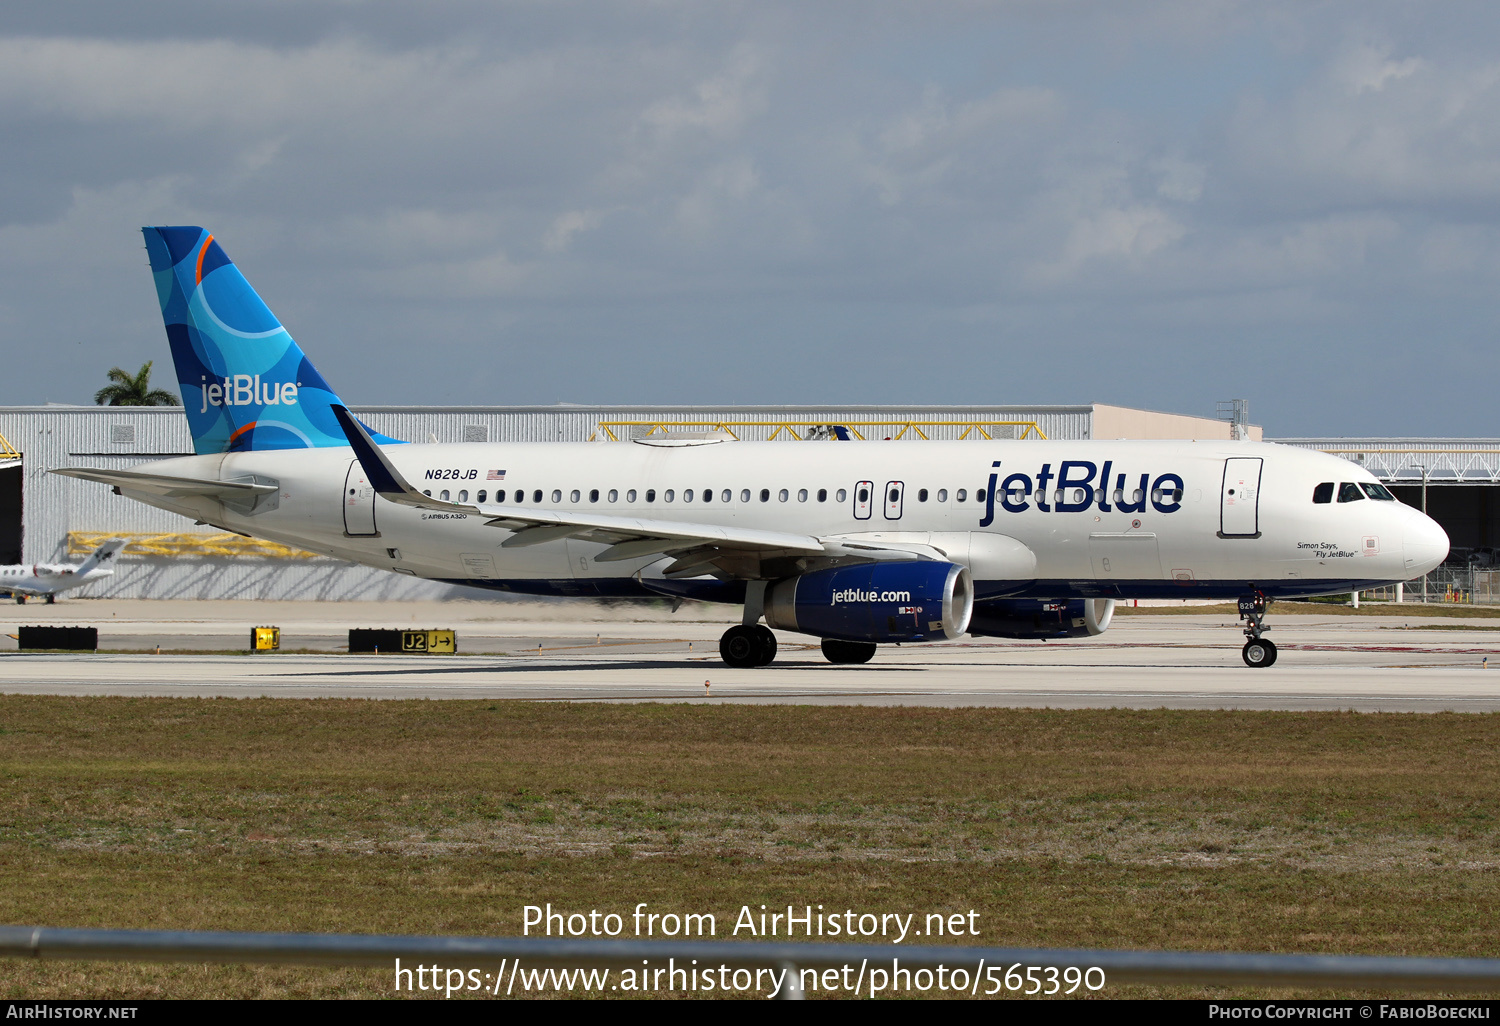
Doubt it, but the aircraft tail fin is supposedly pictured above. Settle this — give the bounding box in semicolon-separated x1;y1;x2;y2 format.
75;538;127;575
141;226;401;455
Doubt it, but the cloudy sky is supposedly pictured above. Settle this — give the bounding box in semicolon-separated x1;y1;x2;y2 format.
0;1;1496;436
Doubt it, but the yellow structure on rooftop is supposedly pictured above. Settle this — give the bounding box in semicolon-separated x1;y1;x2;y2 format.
67;531;319;560
590;420;1049;442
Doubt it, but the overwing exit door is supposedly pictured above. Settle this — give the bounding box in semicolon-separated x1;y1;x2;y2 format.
883;481;904;520
1220;457;1263;537
854;480;873;520
343;460;378;536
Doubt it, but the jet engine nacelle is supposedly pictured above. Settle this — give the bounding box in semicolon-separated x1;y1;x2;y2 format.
968;598;1115;640
764;561;974;643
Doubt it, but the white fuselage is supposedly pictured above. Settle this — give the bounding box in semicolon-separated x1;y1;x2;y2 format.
101;438;1449;602
0;563;113;598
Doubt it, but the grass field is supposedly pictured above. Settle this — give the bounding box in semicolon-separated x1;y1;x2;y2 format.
1;697;1498;999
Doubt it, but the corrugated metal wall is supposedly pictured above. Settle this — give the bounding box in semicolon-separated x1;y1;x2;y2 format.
0;404;1094;600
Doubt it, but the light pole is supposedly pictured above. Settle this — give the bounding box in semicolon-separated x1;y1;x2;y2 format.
1413;464;1429;603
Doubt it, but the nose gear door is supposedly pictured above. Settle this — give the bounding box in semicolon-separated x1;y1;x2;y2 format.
1220;457;1263;537
343;460;378;536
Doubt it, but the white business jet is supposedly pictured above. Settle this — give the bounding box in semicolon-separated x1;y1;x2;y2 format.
0;539;126;603
52;228;1448;667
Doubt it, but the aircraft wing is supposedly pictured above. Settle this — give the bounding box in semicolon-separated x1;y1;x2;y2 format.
50;467;279;499
331;405;926;579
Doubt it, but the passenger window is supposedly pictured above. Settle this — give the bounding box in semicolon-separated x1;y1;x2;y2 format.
423;490;432;497
817;489;827;502
741;489;751;502
1093;488;1103;504
627;489;637;503
918;488;928;502
760;488;770;502
778;489;789;502
645;489;656;503
1361;482;1397;501
589;489;599;503
857;486;869;503
476;490;486;503
1337;482;1365;503
937;488;948;502
664;489;675;502
608;489;618;503
721;489;731;502
440;489;451;501
836;488;847;502
458;490;468;502
702;488;712;503
551;489;562;503
684;489;694;502
569;489;580;503
1312;482;1334;504
797;489;808;502
956;489;967;502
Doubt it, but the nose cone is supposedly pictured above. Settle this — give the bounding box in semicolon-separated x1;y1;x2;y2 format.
1402;510;1450;577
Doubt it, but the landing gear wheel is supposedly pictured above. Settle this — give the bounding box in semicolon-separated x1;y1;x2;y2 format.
14;594;24;605
719;625;762;668
1242;638;1277;668
45;595;55;605
822;638;876;664
751;625;777;666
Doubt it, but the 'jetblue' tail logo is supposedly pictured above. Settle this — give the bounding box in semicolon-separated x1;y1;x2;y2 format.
142;226;400;455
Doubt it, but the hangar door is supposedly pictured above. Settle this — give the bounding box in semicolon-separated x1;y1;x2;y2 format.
0;459;19;563
343;460;378;536
1220;457;1263;537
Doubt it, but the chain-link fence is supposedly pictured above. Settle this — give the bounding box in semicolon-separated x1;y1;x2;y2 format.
1358;568;1500;605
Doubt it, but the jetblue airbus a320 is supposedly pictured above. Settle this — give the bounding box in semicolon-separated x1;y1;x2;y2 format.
54;228;1449;668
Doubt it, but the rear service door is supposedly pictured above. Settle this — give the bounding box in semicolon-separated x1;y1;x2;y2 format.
1220;457;1263;537
343;460;378;536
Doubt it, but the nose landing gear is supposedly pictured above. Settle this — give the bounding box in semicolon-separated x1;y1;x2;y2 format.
1238;590;1277;667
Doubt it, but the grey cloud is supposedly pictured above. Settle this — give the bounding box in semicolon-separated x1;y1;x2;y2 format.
1;3;1499;434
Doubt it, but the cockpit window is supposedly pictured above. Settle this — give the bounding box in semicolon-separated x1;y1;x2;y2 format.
1360;482;1397;501
1312;482;1334;504
1337;482;1365;503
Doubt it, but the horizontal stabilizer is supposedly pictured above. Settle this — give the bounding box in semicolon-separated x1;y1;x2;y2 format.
51;467;278;499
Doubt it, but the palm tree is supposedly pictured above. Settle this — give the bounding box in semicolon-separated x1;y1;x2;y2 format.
94;361;180;407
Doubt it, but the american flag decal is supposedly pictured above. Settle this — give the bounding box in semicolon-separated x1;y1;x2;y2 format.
487;470;506;481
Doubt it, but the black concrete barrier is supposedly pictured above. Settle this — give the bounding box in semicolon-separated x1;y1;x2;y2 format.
18;626;98;651
348;629;456;654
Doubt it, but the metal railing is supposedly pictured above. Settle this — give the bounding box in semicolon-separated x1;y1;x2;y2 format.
3;926;1499;996
1276;440;1500;484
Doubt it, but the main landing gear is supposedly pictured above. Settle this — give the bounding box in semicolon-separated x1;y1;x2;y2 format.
1238;590;1277;668
719;624;777;668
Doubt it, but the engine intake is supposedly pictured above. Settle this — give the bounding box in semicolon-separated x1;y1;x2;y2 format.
764;561;973;643
968;598;1115;639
